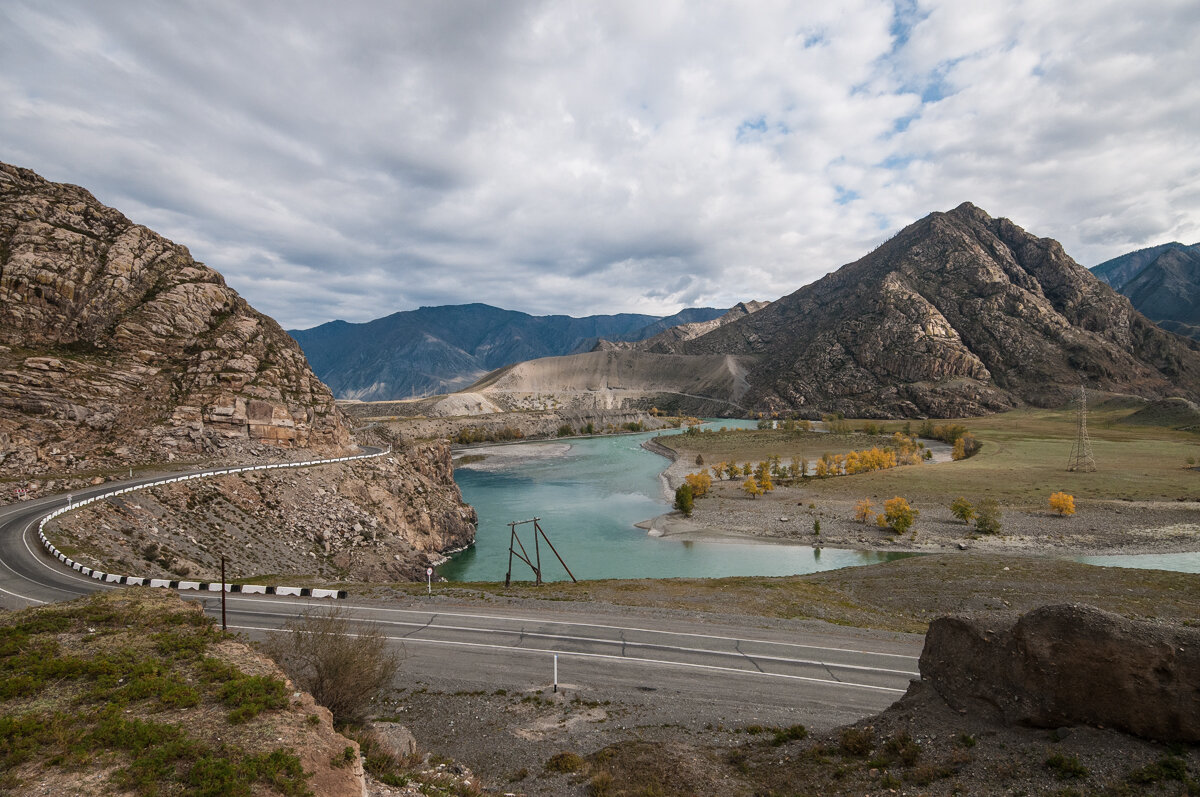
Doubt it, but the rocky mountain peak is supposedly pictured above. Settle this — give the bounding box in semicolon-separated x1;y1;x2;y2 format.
0;162;350;475
681;203;1200;417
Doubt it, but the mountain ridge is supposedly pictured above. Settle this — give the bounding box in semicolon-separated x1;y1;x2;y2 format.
677;202;1200;416
1091;243;1200;341
1090;241;1199;289
288;303;726;401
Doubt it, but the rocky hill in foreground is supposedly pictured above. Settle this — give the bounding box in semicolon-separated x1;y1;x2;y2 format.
0;163;475;579
0;162;349;476
681;203;1200;417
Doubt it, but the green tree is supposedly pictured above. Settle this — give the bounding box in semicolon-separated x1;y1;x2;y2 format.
950;497;975;523
674;483;694;516
974;498;1002;534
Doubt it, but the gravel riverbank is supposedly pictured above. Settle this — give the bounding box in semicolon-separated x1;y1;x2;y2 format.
641;440;1200;558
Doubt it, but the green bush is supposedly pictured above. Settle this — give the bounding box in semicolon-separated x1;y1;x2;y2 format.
674;483;694;516
1045;752;1088;780
974;498;1002;534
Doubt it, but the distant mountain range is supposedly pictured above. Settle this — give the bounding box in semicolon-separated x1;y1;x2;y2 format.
288;304;726;401
292;206;1200;418
444;204;1200;419
1090;242;1200;339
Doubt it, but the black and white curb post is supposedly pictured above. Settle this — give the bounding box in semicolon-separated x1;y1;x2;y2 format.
34;448;391;600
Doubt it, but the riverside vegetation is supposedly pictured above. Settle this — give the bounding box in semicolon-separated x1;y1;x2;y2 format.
651;396;1200;556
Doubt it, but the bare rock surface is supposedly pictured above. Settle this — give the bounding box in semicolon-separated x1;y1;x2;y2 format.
0;161;349;477
920;603;1200;742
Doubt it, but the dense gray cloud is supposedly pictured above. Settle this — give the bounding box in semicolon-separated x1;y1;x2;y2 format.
2;0;1197;328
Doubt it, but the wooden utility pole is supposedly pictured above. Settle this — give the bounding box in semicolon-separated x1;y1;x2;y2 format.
504;518;577;585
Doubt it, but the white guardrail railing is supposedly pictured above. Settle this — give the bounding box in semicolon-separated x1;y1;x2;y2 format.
35;448;390;600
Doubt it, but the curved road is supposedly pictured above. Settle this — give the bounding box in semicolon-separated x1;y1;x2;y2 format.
0;456;923;731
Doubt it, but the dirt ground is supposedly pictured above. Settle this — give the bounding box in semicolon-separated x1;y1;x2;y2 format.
385;683;1200;796
365;592;1200;796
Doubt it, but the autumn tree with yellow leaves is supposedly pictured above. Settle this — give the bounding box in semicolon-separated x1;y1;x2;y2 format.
1049;491;1075;516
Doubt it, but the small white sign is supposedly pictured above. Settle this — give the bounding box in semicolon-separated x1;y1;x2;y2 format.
426;567;433;576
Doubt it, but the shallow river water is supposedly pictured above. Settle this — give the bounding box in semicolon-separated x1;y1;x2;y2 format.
439;421;911;582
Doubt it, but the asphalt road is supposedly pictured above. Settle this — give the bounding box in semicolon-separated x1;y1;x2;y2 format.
0;459;924;731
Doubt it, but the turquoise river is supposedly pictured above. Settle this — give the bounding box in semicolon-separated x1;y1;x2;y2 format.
439;419;1200;582
439;420;910;582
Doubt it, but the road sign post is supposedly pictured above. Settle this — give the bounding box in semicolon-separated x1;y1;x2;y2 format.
426;566;433;595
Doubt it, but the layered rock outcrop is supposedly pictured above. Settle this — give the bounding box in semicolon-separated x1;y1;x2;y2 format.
919;604;1200;742
0;162;349;476
682;203;1200;417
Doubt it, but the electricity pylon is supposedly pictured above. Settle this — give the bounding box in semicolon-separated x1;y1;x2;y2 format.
1067;383;1096;472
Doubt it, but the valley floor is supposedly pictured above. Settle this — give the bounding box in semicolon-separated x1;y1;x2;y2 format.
647;407;1200;560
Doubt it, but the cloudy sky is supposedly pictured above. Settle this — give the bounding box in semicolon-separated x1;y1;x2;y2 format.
3;1;1198;329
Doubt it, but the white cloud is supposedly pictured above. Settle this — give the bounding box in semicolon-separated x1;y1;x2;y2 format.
1;0;1197;328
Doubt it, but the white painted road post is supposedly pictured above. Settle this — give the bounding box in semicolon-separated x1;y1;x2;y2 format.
554;654;558;693
426;566;433;595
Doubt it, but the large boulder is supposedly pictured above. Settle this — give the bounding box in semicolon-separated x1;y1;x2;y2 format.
919;604;1200;742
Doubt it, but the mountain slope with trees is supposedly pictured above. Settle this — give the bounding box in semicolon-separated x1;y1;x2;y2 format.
680;203;1200;417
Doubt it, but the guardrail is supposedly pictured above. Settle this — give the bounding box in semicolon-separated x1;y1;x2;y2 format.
35;448;390;600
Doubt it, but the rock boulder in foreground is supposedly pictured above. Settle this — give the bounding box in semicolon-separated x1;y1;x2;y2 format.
920;603;1200;742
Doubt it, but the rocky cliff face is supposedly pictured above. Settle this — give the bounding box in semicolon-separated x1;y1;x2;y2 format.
0;162;350;476
683;203;1200;417
1;163;476;579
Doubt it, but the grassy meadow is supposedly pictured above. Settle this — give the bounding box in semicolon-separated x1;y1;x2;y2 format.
660;402;1200;509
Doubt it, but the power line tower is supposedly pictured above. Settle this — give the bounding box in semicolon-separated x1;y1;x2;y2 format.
1067;383;1096;472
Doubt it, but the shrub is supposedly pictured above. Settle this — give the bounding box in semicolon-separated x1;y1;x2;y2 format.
883;731;921;767
557;424;574;437
949;497;975;523
839;727;875;756
544;751;586;773
1049;491;1075;516
771;725;808;746
265;608;400;725
854;499;874;523
1045;752;1088;780
974;498;1002;534
881;497;918;534
674;484;694;516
